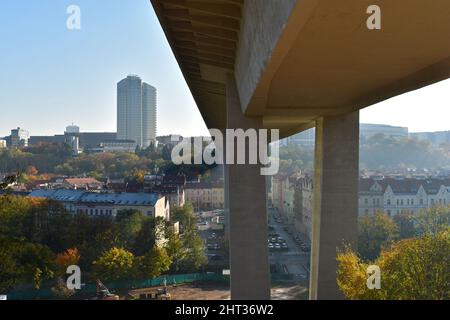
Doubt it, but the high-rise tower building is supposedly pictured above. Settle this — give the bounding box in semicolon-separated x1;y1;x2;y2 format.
117;75;157;148
10;127;29;147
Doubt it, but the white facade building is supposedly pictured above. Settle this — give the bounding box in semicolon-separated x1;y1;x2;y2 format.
28;190;170;220
117;75;157;148
275;176;450;242
101;139;137;153
359;178;450;216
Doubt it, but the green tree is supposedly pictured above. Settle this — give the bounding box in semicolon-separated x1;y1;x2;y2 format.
137;246;172;279
170;204;207;272
19;242;56;289
165;230;186;273
393;211;416;239
93;247;136;282
133;217;158;256
0;237;56;291
337;228;450;300
171;203;196;232
115;209;145;249
179;230;207;272
358;212;398;260
0;245;22;292
415;205;450;236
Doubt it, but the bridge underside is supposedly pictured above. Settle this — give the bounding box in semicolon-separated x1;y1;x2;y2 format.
151;0;450;299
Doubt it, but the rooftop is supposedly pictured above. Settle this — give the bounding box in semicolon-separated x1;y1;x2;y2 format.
28;190;162;206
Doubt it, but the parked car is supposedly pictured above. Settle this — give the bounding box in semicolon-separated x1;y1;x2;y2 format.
210;254;225;261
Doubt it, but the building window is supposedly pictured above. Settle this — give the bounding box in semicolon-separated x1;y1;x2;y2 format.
387;210;391;216
387;199;391;206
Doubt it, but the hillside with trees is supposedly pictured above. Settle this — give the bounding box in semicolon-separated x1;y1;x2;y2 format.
278;134;450;173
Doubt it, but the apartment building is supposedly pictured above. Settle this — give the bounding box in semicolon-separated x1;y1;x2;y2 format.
185;182;224;211
359;177;450;216
144;174;186;207
28;189;170;220
272;175;450;242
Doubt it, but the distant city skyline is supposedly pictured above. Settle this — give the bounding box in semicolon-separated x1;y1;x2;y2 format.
1;0;450;138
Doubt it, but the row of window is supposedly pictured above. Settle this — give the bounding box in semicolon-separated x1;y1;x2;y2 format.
76;208;114;216
364;209;416;216
363;198;447;206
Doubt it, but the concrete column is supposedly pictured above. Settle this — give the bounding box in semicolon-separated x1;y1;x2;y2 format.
223;138;230;243
226;74;271;300
309;111;359;300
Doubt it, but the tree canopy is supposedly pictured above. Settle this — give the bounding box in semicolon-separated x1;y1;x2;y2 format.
337;228;450;300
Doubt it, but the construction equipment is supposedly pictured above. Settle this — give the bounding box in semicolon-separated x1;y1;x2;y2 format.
95;280;119;300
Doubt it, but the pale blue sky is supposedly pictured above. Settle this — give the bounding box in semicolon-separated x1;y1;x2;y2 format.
0;1;449;138
0;0;208;137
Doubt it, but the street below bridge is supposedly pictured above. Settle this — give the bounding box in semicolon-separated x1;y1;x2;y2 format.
268;208;310;283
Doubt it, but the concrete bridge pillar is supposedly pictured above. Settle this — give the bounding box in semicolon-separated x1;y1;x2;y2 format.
309;111;359;300
225;75;271;300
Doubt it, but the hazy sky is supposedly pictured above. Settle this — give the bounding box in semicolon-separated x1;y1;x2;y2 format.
0;0;449;138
